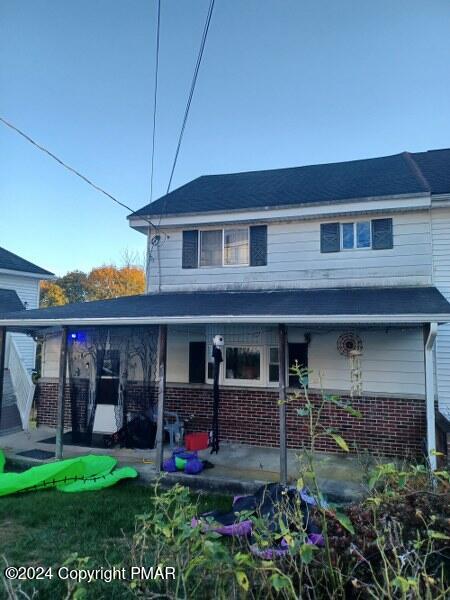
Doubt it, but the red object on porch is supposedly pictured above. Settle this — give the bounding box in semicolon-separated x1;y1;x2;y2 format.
184;432;209;451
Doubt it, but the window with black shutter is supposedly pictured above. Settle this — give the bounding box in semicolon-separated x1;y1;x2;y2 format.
371;218;393;250
250;225;267;266
189;342;206;383
320;223;340;253
182;230;199;269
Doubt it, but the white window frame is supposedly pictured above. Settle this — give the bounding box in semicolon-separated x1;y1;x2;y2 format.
224;344;263;386
268;345;281;386
340;220;372;251
206;343;265;387
198;227;250;268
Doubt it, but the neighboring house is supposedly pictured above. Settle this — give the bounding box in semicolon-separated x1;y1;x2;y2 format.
0;246;53;434
1;149;450;466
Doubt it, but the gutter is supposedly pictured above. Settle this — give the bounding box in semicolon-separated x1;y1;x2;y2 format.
425;322;438;470
1;314;450;328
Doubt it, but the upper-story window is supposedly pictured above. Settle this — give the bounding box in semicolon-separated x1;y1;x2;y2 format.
341;221;371;249
321;218;393;253
182;225;267;269
200;230;223;266
224;228;249;265
199;228;249;267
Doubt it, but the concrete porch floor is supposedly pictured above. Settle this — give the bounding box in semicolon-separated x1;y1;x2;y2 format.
0;427;370;501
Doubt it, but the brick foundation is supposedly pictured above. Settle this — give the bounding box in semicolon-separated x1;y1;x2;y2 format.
35;380;427;458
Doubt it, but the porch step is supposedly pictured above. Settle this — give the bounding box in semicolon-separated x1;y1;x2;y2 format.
0;370;22;436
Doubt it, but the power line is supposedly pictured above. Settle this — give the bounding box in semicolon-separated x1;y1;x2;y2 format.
0;115;158;229
149;0;216;292
165;0;215;197
149;0;161;203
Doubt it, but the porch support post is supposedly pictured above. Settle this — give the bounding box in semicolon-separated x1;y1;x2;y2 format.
424;322;438;471
278;323;288;484
55;326;68;460
155;324;167;473
0;327;7;427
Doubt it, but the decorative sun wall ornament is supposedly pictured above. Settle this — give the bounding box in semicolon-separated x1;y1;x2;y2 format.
337;333;364;397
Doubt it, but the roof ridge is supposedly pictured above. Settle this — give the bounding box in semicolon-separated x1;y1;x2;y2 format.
0;246;53;276
401;152;431;192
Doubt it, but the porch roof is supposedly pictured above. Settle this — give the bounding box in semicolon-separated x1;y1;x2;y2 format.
0;288;25;314
0;286;450;329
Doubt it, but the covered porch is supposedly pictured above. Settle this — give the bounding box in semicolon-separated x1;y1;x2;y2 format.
0;425;368;500
1;286;450;480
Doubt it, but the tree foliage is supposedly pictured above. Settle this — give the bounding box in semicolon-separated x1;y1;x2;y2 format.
40;281;68;307
40;264;145;307
58;270;89;303
87;265;145;300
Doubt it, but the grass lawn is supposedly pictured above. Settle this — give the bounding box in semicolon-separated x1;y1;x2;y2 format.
0;479;231;599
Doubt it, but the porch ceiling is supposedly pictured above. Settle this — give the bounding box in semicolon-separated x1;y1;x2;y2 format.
0;286;449;330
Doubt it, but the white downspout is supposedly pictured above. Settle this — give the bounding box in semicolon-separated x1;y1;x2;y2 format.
425;322;438;470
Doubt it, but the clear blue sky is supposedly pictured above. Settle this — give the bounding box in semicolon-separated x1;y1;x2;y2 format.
1;0;449;276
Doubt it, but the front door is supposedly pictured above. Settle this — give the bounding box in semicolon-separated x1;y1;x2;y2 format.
288;343;308;387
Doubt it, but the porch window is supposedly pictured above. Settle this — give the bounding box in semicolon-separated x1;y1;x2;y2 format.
224;228;249;265
200;230;223;267
225;346;261;381
207;344;214;380
268;346;280;382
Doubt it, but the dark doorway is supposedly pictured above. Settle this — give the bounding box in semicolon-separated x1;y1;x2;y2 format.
189;342;206;383
288;343;308;388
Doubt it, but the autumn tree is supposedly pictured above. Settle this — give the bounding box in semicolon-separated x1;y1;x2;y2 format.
40;281;68;307
119;266;146;296
58;270;89;303
86;265;145;300
39;254;146;306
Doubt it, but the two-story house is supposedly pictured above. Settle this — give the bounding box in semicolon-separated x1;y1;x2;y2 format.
0;246;53;435
1;148;450;470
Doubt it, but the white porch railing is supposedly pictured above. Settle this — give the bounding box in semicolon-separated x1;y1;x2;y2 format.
8;337;35;431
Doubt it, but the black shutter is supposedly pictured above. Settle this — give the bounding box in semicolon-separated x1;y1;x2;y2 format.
182;230;199;269
250;225;267;266
372;218;393;250
320;223;340;253
189;342;206;383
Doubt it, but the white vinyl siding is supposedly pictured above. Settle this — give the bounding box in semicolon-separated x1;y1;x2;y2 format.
164;325;424;396
431;206;450;417
40;324;425;397
147;211;432;292
0;272;40;371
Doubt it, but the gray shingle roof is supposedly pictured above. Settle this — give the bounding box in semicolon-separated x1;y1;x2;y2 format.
1;287;449;325
0;289;24;316
130;148;450;218
0;246;53;276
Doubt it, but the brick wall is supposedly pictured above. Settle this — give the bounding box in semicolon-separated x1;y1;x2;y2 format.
36;379;89;429
36;379;156;430
36;380;426;458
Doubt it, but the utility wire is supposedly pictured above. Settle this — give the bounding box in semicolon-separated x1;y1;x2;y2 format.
0;115;158;229
149;0;216;290
149;0;161;203
165;0;215;197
